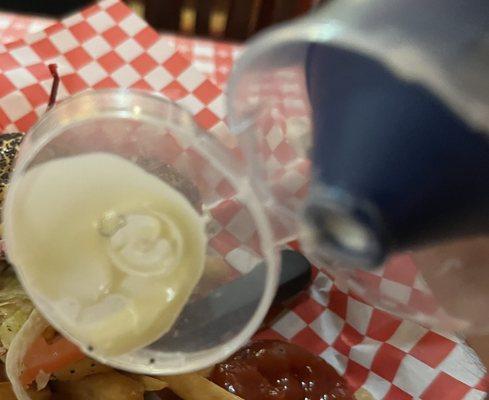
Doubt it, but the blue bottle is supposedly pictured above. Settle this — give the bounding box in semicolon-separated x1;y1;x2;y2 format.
228;0;489;332
304;43;489;268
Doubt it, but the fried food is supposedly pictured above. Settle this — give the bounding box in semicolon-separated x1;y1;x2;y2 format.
129;374;168;391
51;372;144;400
52;358;112;382
0;133;23;207
0;382;50;400
354;388;375;400
161;373;244;400
0;382;18;400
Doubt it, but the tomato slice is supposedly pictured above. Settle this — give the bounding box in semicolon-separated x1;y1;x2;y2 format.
20;335;85;386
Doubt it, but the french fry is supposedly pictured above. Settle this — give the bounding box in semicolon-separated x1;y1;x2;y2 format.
53;357;112;382
355;387;376;400
28;388;52;400
0;382;51;400
195;366;214;378
195;257;232;296
0;382;16;400
129;375;168;392
159;373;244;400
160;374;375;400
52;372;144;400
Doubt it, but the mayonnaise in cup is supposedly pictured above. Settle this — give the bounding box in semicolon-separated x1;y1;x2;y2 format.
3;89;279;375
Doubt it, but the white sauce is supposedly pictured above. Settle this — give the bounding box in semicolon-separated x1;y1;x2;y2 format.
5;153;206;356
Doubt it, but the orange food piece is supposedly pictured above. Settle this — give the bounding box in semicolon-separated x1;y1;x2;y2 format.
21;335;85;386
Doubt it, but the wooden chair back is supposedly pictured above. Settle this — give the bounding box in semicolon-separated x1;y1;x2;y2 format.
143;0;320;41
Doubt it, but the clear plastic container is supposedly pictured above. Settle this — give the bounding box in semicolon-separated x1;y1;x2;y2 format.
227;0;489;334
3;89;280;375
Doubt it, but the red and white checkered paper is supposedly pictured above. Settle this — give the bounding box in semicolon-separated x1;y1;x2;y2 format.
160;34;241;88
0;13;239;88
0;1;225;134
232;64;489;398
0;11;53;45
0;1;487;399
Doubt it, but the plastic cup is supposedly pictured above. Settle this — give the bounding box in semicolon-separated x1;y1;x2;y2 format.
3;89;279;375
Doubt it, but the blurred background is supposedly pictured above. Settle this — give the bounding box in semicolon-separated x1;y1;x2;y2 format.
0;0;324;40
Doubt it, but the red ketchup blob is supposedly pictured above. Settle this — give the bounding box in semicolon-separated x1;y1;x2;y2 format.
211;340;354;400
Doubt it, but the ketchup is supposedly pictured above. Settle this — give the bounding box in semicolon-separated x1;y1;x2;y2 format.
211;340;353;400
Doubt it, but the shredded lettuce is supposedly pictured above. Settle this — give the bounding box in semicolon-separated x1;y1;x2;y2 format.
0;269;33;352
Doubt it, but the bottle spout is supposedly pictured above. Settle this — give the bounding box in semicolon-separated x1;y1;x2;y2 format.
301;185;388;269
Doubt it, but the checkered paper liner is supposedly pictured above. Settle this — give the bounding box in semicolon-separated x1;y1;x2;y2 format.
259;115;488;397
223;65;489;398
160;34;241;88
0;14;238;89
0;2;226;134
0;12;53;45
240;67;451;322
0;1;487;399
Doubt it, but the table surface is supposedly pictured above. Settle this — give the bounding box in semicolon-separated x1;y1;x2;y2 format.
1;8;487;400
0;10;241;88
